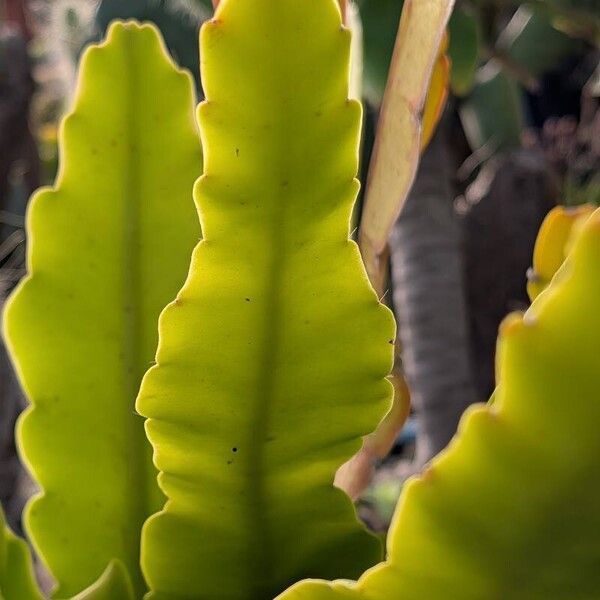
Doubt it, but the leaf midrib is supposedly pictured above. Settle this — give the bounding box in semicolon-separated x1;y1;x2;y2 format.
247;179;288;594
121;28;154;593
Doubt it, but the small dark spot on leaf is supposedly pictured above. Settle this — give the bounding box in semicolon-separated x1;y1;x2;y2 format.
235;148;240;157
389;339;395;345
245;298;251;302
232;447;238;453
227;460;233;465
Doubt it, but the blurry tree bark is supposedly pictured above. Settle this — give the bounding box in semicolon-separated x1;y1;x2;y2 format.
4;0;32;41
462;149;557;400
390;118;477;467
0;326;25;531
0;16;39;222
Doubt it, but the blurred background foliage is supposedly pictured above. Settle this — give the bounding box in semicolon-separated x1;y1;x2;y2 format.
0;0;599;539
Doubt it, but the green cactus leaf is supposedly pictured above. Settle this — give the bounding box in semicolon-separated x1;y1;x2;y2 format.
448;7;479;96
278;207;600;598
459;63;524;153
0;508;43;600
136;0;395;598
68;561;134;600
527;204;595;301
4;21;202;597
355;0;404;105
498;6;579;78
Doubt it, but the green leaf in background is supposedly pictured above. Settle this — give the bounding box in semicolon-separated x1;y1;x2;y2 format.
498;5;579;77
541;0;600;20
4;22;202;597
70;561;134;600
278;207;600;599
0;507;43;600
355;0;403;105
459;62;524;153
192;0;215;13
448;7;479;96
136;0;395;598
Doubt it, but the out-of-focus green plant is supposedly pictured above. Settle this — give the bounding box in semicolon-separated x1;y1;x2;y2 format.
460;4;585;153
460;62;524;152
447;7;479;96
466;3;587;153
356;0;592;156
355;0;403;105
498;6;580;77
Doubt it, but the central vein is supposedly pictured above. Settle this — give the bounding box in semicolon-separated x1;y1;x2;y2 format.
122;28;153;594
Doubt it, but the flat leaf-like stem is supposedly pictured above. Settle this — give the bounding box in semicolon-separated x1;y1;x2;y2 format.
4;22;202;596
137;0;395;598
359;0;454;288
0;508;43;600
279;208;600;598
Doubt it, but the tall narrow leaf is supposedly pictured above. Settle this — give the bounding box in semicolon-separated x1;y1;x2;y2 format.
4;22;202;596
279;208;600;598
137;0;395;598
358;0;454;287
448;8;479;97
0;508;43;600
